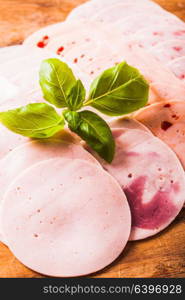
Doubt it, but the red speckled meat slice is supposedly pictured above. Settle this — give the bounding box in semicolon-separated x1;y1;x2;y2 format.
132;25;185;48
149;40;185;64
67;0;151;21
93;128;185;240
167;56;185;80
135;101;185;169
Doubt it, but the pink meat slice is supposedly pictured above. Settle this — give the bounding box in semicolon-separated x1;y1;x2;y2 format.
110;12;185;37
94;128;185;240
67;0;150;21
23;20;83;47
149;40;185;64
0;138;99;201
109;117;152;134
23;20;109;57
67;40;185;103
0;75;20;104
132;25;185;48
167;56;185;80
0;138;99;244
1;158;131;277
0;123;28;160
114;42;185;103
135;101;185;169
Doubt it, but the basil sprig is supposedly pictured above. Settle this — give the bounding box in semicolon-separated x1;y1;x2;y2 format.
64;110;115;163
0;58;149;162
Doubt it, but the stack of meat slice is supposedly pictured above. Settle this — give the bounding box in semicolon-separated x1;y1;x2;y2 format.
0;0;185;277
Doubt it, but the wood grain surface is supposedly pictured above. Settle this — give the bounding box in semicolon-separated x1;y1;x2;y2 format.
0;0;185;278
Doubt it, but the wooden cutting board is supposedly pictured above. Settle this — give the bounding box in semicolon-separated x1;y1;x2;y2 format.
0;0;185;278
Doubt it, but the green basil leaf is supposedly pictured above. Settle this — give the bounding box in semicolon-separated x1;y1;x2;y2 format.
88;61;149;116
64;110;115;163
39;58;76;108
0;103;64;138
66;79;86;111
63;110;81;130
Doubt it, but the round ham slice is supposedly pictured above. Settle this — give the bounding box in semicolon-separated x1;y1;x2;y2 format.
0;47;53;79
132;25;185;48
135;101;185;169
110;11;185;37
1;158;131;276
167;56;185;80
0;76;19;104
149;40;185;64
0;138;99;244
67;0;162;21
23;20;109;57
93;128;185;240
23;21;82;47
109;117;152;134
0;123;28;160
66;40;185;104
112;42;185;103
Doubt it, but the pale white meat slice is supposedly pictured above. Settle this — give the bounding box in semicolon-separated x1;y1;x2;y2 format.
0;45;26;64
135;101;185;169
0;47;53;78
167;56;185;80
149;40;185;63
92;128;185;240
1;158;131;276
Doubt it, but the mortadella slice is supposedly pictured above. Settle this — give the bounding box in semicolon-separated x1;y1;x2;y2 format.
0;138;99;244
131;25;185;48
135;101;185;169
0;45;27;64
110;11;185;37
67;0;151;21
149;40;185;64
167;56;185;80
1;158;131;276
69;0;167;23
93;128;185;240
109;117;152;134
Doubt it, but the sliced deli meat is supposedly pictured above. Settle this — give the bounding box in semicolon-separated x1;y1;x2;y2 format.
149;40;185;64
167;56;185;80
67;0;151;21
1;158;131;276
109;117;152;134
0;138;99;203
65;40;185;103
0;137;99;244
93;128;185;240
132;25;185;48
135;101;185;169
69;0;168;23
